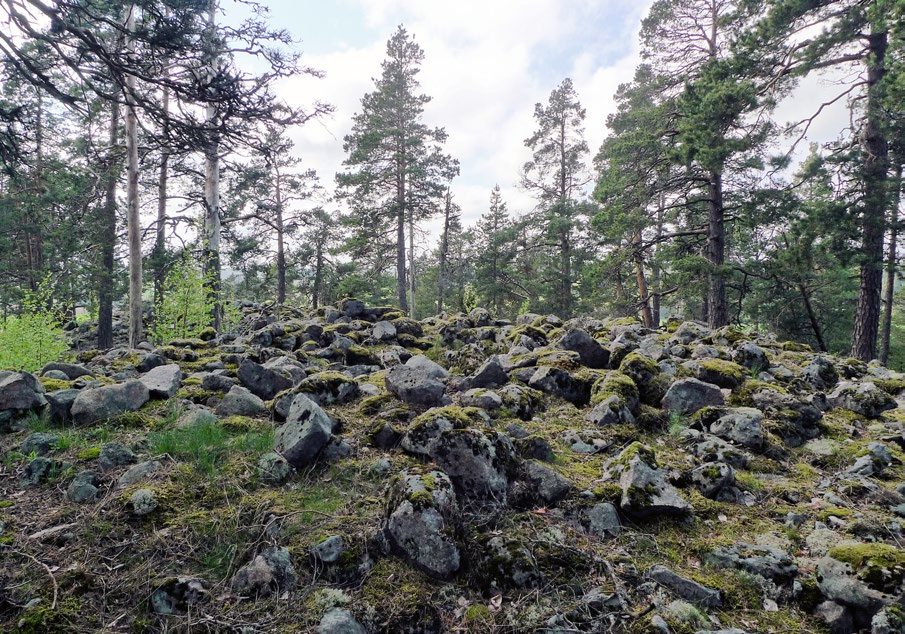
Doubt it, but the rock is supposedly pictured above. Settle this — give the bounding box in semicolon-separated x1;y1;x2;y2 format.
801;357;840;391
587;502;622;538
296;371;360;405
406;354;449;379
520;460;572;505
732;343;769;372
585;394;636;426
662;378;724;415
872;606;905;634
372;320;397;341
130;488;158;515
21;432;59;456
21;456;69;486
274;393;333;468
175;406;217;428
467;356;509;389
558;329;610;369
237;359;293;400
71;380;149;425
705;543;797;585
528;366;591;406
619;449;692;518
41;362;93;380
215;385;266;417
829;382;897;418
231;546;297;597
150;577;208;615
139;364;183;399
311;535;345;564
814;600;854;634
752;390;822;447
66;470;99;503
672;321;711;345
45;389;80;424
136;353;166;373
385;470;461;578
99;441;136;471
460;388;502;410
515;435;555;462
475;535;543;590
258;451;292;484
117;460;161;489
692;462;735;499
42;369;69;381
201;372;237;393
317;608;366;634
847;442;895;477
0;372;47;415
709;408;764;451
432;429;511;501
817;543;905;623
340;298;365;318
385;364;446;407
263;356;307;385
648;564;722;608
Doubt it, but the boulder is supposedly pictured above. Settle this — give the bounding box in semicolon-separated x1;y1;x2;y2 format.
692;461;735;499
71;380;149;425
45;389;80;424
231;546;297;597
708;408;764;451
467;356;509;389
386;364;446;407
317;608;366;634
150;577;208;615
558;329;610;369
705;543;797;586
816;543;905;625
432;429;512;501
21;432;59;456
661;378;724;415
274;393;333;469
66;470;99;503
40;362;93;380
648;564;722;608
829;382;897;418
0;372;47;415
99;441;136;471
618;445;692;518
372;320;397;341
139;364;183;399
215;385;266;417
587;502;622;538
257;451;292;484
528;366;591;406
519;460;572;505
237;359;293;400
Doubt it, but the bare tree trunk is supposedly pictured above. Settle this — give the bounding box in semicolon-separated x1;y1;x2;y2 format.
652;193;663;326
274;164;286;306
312;239;323;309
437;189;451;314
125;4;143;348
851;28;889;361
408;210;416;319
633;229;653;327
154;82;169;307
880;163;902;365
707;171;728;328
201;0;222;331
97;100;120;350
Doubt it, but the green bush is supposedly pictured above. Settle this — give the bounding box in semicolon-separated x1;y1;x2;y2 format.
0;283;69;372
152;255;216;344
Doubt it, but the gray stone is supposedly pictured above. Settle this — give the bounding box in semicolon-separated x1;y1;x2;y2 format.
66;470;99;503
672;321;711;345
385;471;460;578
709;408;765;450
175;406;217;428
587;502;622;538
800;357;840;391
117;460;161;488
817;547;905;620
21;432;59;456
405;354;449;379
42;370;70;381
99;441;136;471
847;442;895;477
460;388;502;410
585;394;636;426
732;343;769;372
528;366;591;406
21;456;69;486
45;389;80;424
237;358;293;400
311;535;345;564
274;393;333;468
872;606;905;634
71;380;149;425
661;378;724;415
139;364;183;399
41;362;93;380
0;372;46;413
558;329;610;369
317;608;366;634
814;601;853;634
215;385;266;417
705;543;797;585
467;356;509;389
432;428;511;501
522;460;572;504
201;372;238;393
130;488;158;515
150;577;208;615
619;454;692;518
258;451;292;484
231;546;297;597
385;364;446;406
372;320;397;341
648;564;722;608
829;382;897;418
692;461;735;499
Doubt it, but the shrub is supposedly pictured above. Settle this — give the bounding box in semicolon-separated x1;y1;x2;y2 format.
0;282;68;372
151;255;216;344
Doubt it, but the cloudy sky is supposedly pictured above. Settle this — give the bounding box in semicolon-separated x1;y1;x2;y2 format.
228;0;655;232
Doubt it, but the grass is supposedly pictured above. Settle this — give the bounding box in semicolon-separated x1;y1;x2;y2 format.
148;419;273;475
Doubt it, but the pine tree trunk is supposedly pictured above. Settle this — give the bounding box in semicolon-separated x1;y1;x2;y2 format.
408;211;416;319
125;4;143;348
202;0;221;331
851;29;890;362
799;282;828;352
275;165;286;306
154;83;169;308
707;171;728;328
312;240;323;309
652;191;664;326
880;163;902;365
97;99;120;350
437;191;451;314
634;229;653;327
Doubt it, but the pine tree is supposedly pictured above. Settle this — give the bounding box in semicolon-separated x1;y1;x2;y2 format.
337;26;458;315
473;185;517;316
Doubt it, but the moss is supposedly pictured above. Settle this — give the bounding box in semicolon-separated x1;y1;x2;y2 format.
77;446;101;461
15;597;84;633
817;506;855;521
412;405;484;427
591;371;639;406
697;358;745;387
407;489;435;509
220;415;267;433
38;376;72;392
828;543;905;592
728;379;786;407
507;324;548;344
875;378;905;396
781;341;812;352
619;352;659;377
174;385;218;403
615;441;658;469
464;604;491;624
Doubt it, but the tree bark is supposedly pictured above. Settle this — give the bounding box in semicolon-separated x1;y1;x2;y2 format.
707;170;728;328
437;189;451;314
125;4;143;348
408;208;416;319
312;238;323;309
97;99;120;350
274;163;286;306
851;28;890;362
798;282;828;353
153;82;169;308
634;229;653;328
880;162;902;365
652;191;664;326
202;0;221;331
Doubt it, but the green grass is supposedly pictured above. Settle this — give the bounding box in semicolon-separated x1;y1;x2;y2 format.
24;410;53;432
148;419;273;475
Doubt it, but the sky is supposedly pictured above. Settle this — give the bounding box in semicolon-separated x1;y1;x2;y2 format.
228;0;655;234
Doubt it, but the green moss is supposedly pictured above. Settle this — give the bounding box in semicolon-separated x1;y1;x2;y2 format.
828;543;905;592
38;376;72;392
728;379;786;407
697;358;745;387
464;604;491;624
15;597;84;633
412;405;484;426
591;371;639;406
614;441;658;469
875;378;905;396
407;489;435;509
220;415;267;433
77;446;101;461
781;341;812;352
619;352;659;376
